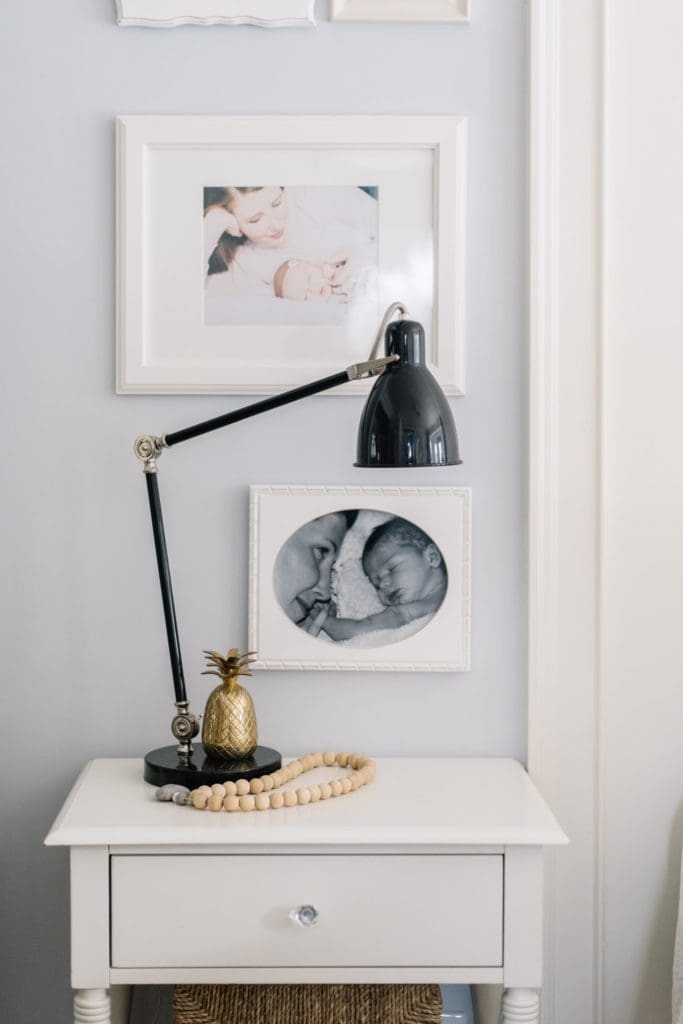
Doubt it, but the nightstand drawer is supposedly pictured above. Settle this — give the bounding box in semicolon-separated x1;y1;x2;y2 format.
111;854;503;968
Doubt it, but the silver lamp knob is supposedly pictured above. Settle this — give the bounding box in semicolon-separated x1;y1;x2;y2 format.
290;905;319;928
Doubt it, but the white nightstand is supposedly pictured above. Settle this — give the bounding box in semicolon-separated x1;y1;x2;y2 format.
45;757;567;1024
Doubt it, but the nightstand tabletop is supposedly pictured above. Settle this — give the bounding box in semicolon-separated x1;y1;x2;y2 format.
45;757;567;848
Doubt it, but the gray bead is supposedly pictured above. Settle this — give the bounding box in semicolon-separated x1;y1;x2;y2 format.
171;789;190;805
155;784;190;802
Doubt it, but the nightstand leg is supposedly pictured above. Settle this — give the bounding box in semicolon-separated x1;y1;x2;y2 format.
501;988;540;1023
74;988;111;1024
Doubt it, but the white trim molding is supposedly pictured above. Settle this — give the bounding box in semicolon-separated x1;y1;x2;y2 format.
527;0;604;1022
115;1;315;28
331;0;470;22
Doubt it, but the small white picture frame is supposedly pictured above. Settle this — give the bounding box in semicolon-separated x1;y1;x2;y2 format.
115;1;315;28
249;485;471;672
116;115;467;396
332;0;470;23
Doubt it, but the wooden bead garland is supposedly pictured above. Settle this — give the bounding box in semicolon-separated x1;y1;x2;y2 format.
188;751;376;813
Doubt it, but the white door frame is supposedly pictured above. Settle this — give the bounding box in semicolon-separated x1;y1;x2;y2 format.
527;1;604;1022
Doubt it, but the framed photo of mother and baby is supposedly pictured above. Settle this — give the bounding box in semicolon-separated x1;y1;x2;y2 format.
249;486;471;671
116;115;467;395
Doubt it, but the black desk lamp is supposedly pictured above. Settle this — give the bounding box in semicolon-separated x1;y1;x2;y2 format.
136;303;461;787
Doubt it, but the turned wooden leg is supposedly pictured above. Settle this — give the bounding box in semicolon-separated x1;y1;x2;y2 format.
501;988;540;1023
74;988;111;1024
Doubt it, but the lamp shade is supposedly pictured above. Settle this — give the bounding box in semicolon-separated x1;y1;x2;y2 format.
355;318;462;467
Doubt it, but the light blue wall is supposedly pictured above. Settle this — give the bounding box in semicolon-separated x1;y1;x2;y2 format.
0;1;527;1018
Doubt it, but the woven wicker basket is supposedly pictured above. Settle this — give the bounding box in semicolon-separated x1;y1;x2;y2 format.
173;984;442;1024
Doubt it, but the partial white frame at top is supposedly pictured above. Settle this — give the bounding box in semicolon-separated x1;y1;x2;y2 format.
115;1;315;28
332;0;470;23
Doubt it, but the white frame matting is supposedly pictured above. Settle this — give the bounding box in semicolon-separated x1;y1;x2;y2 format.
115;1;315;27
332;1;470;22
116;115;467;396
249;485;471;672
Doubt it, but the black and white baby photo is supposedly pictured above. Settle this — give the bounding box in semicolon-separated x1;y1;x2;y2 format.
273;509;448;648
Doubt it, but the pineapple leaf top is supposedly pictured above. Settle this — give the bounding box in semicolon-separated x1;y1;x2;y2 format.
201;648;257;683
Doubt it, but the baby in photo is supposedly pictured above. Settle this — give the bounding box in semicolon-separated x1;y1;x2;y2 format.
273;255;374;304
273;258;338;303
320;518;447;641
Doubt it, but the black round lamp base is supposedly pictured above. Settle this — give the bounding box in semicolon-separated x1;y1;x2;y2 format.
144;744;282;789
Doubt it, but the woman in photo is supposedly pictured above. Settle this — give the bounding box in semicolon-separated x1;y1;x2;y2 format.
273;510;357;630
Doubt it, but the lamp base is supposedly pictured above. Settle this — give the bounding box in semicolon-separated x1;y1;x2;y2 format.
143;743;282;789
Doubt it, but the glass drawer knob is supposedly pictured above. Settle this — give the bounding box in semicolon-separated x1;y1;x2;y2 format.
290;904;319;927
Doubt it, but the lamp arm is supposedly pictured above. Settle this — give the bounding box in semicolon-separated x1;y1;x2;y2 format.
160;354;397;450
133;333;403;756
164;369;349;449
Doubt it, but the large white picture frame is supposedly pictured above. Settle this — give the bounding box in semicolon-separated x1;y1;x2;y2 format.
249;485;471;672
332;1;470;23
115;1;315;28
116;115;467;395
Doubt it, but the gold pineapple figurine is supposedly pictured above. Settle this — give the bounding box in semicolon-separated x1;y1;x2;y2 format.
201;648;258;760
